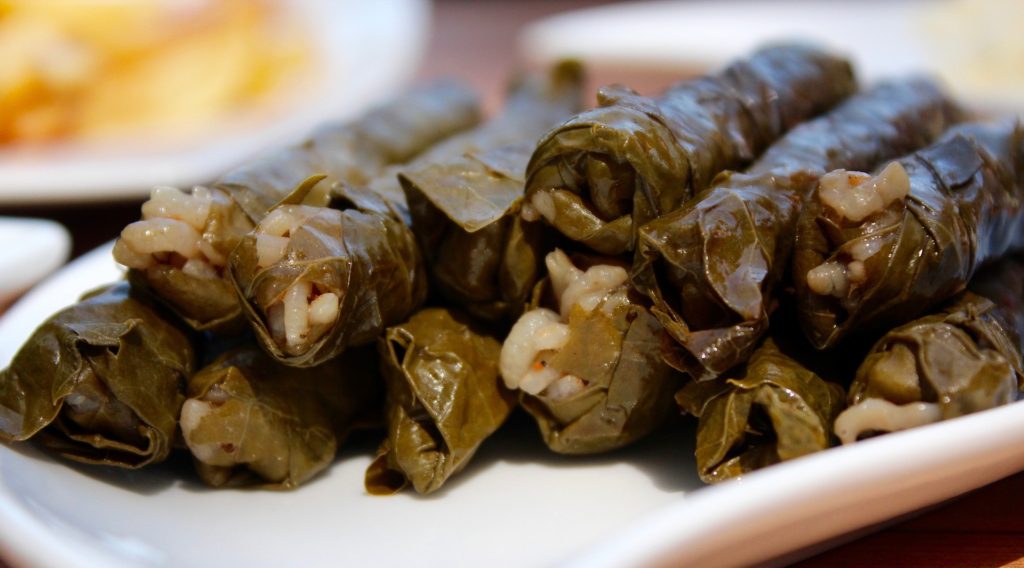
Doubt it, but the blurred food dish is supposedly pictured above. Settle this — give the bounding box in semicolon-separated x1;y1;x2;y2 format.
0;0;310;146
0;0;429;204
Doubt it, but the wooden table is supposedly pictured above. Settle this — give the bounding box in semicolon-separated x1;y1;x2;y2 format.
1;1;1023;566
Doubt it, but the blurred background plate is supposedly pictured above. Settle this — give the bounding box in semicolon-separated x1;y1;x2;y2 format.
0;0;429;205
0;217;69;304
523;0;1024;115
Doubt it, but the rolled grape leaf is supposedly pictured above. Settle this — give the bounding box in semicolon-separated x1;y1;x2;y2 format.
523;43;856;255
633;78;961;381
835;256;1024;443
793;119;1024;349
401;63;584;321
181;345;381;489
403;144;551;322
0;283;193;468
230;184;427;367
114;81;479;331
677;337;846;483
366;307;513;495
500;250;681;454
219;80;482;220
115;186;255;332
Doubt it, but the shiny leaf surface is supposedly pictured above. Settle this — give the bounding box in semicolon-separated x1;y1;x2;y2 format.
525;44;855;255
677;337;845;483
183;345;381;489
401;63;583;321
0;283;193;468
793;120;1024;349
633;79;960;380
365;308;513;495
230;185;427;367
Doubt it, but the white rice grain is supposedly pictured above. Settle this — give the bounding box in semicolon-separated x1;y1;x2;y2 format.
834;399;942;445
141;185;212;230
120;218;201;258
309;292;340;326
283;280;312;348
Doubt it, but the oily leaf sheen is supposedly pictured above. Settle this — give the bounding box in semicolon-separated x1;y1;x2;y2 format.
677;338;845;483
218;80;482;221
525;44;855;255
0;283;192;468
793;120;1024;349
404;144;549;321
850;292;1022;418
632;79;960;381
401;63;583;321
230;185;427;367
184;345;381;489
520;285;681;454
366;308;514;495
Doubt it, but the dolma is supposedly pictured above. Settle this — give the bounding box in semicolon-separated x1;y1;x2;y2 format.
792;119;1024;349
114;185;255;332
365;307;513;495
113;81;479;331
676;337;846;483
523;43;856;255
230;183;426;367
180;345;381;489
632;79;961;381
834;259;1024;443
500;250;680;454
400;63;584;321
219;80;481;221
0;283;193;468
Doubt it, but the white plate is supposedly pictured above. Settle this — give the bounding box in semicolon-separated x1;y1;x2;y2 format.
0;218;70;304
0;0;429;205
522;0;1024;114
1;245;1024;568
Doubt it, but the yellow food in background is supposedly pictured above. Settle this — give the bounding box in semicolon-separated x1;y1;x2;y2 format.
922;0;1024;102
0;0;311;145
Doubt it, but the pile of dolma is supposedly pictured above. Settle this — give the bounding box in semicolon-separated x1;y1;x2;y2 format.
4;43;1024;494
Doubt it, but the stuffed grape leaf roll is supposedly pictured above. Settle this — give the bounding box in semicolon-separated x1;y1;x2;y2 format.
793;119;1024;349
500;250;681;454
677;336;846;483
229;184;426;367
114;81;479;331
0;283;193;468
181;345;381;489
365;307;513;495
632;78;961;381
835;258;1024;443
523;43;856;255
401;62;584;322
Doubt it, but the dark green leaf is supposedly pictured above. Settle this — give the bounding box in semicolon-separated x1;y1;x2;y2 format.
525;44;855;255
677;337;845;483
0;283;193;468
230;185;427;367
182;345;381;489
632;78;960;381
365;308;513;495
792;120;1024;349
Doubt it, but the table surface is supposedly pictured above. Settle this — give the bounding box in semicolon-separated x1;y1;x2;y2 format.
1;1;1024;566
